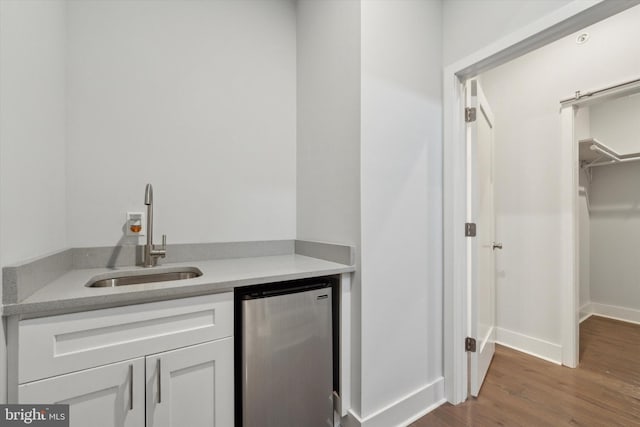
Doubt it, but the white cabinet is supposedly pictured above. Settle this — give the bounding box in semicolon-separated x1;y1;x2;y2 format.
17;340;234;427
19;358;146;427
146;339;234;427
13;294;234;427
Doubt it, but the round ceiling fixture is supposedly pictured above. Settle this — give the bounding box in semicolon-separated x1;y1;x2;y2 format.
576;32;590;45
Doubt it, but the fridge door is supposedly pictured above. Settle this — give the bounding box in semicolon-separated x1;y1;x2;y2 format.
242;287;333;427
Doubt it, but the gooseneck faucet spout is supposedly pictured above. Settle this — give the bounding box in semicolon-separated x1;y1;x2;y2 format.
145;184;153;205
143;183;167;267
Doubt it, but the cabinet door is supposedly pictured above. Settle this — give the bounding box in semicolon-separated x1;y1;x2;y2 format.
146;338;233;427
19;358;145;427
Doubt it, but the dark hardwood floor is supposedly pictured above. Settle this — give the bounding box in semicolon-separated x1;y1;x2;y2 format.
412;316;640;426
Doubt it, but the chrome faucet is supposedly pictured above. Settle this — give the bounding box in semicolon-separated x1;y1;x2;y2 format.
143;184;167;267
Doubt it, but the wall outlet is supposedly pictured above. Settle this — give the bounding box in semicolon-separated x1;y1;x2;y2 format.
126;212;145;236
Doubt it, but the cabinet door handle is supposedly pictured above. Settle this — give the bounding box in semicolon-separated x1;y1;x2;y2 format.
129;364;134;411
157;359;162;404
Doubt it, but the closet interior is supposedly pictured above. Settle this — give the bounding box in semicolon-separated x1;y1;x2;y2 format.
578;88;640;327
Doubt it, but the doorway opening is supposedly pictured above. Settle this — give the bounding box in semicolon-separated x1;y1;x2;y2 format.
444;1;640;404
569;80;640;365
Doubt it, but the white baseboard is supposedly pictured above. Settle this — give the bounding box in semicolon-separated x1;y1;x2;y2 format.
589;302;640;325
341;377;445;427
495;327;562;365
579;302;593;323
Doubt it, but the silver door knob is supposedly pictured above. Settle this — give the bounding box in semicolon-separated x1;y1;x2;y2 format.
492;243;503;250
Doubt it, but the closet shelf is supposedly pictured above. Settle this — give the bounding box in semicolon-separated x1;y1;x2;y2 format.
579;138;640;168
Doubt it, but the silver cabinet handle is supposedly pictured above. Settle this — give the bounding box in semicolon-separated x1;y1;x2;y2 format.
493;242;503;250
157;359;162;404
129;364;134;411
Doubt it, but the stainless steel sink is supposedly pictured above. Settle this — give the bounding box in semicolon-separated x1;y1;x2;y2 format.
87;267;203;288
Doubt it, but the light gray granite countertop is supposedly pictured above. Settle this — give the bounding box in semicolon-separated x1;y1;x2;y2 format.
3;254;354;317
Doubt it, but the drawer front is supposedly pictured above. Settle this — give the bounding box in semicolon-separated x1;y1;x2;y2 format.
19;293;233;384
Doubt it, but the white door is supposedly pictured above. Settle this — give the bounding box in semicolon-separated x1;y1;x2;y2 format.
466;79;497;397
146;338;234;427
19;358;145;427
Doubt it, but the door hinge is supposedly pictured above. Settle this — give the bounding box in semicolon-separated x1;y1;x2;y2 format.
465;222;476;237
465;107;476;122
465;337;477;352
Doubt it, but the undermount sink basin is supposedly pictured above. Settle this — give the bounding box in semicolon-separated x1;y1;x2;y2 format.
87;267;203;288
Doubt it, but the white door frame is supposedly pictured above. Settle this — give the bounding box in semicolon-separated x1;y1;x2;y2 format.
442;0;638;404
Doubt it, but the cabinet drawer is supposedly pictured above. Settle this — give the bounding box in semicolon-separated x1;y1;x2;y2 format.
19;293;232;384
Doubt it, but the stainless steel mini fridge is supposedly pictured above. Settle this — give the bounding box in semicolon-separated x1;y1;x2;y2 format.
239;281;334;427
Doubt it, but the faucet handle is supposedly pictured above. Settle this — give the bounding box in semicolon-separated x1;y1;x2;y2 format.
157;234;167;259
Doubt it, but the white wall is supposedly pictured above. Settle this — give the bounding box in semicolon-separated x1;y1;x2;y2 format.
66;0;297;247
296;0;361;248
297;1;444;422
0;0;68;266
295;0;362;416
297;2;444;422
360;0;443;422
590;93;640;155
480;4;640;355
0;0;69;404
443;0;574;66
